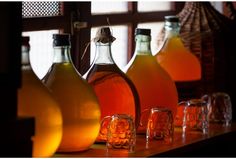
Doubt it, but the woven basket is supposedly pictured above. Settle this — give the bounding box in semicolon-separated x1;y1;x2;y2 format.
157;2;236;96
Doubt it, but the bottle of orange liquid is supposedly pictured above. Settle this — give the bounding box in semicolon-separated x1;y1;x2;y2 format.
85;27;140;141
18;37;62;157
43;34;101;152
126;28;178;133
156;16;201;100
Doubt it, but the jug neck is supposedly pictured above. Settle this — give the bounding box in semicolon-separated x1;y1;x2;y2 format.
164;20;180;39
94;42;114;65
134;34;152;55
21;37;32;71
53;46;71;63
52;34;72;64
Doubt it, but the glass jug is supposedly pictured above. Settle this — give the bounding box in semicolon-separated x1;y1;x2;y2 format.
43;34;101;152
18;36;62;157
156;16;201;100
85;27;140;142
126;28;178;133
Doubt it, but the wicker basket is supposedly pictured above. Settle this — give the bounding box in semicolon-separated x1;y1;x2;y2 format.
157;2;236;96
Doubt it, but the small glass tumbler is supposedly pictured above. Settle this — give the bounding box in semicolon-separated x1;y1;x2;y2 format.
106;114;136;152
146;108;174;143
181;99;209;134
208;92;232;126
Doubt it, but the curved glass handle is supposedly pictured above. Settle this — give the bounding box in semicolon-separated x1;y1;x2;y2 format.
139;109;151;127
97;115;112;142
201;94;211;104
100;115;112;130
201;94;211;111
178;101;188;106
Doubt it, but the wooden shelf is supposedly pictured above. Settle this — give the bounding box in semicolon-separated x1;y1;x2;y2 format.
55;123;236;157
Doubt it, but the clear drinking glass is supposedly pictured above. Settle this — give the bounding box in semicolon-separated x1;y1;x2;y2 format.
205;92;232;126
180;99;209;135
105;114;136;153
146;108;174;143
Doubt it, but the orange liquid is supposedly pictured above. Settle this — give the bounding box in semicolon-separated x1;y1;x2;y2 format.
87;64;140;141
156;37;201;81
18;67;62;157
44;63;101;152
174;105;185;127
126;54;178;132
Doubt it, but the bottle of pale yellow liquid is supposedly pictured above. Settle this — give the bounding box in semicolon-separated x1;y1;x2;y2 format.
126;29;178;133
156;16;201;100
43;34;101;152
18;37;62;157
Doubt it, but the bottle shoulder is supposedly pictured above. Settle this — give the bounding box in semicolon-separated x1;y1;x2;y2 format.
126;54;174;81
156;36;201;65
87;64;132;84
44;63;96;92
20;69;60;106
158;36;186;54
22;69;46;88
42;63;100;111
44;63;83;81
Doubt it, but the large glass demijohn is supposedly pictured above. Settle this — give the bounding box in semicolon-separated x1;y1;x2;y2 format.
126;29;178;133
85;27;140;141
43;34;101;152
156;16;201;100
18;37;63;157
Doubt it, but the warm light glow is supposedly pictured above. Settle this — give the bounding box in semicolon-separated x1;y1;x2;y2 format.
18;69;62;157
58;121;100;151
126;54;178;133
174;105;185;127
87;64;139;142
156;37;201;82
44;63;101;152
107;116;136;151
32;125;62;157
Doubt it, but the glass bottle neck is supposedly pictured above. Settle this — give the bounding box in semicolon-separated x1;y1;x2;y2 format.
53;46;71;63
94;42;114;64
164;21;180;38
134;34;152;55
21;45;31;70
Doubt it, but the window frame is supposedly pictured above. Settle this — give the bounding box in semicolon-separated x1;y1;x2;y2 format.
22;2;185;74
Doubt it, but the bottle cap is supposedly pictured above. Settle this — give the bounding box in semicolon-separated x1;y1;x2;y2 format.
165;16;179;23
22;36;30;47
93;27;116;43
135;28;151;36
53;34;70;46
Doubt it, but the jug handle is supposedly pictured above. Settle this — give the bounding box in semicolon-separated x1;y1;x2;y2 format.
178;101;188;106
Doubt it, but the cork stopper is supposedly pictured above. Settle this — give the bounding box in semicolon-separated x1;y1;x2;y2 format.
165;15;179;22
53;34;70;46
93;27;116;43
22;36;30;47
135;28;151;36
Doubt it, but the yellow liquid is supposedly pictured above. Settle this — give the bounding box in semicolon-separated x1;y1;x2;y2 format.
44;63;101;152
126;54;178;132
18;68;63;157
156;37;201;81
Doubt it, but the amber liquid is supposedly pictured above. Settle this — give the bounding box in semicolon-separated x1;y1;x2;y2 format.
87;64;140;141
43;63;101;152
18;67;62;157
126;54;178;133
156;36;202;101
156;37;201;81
